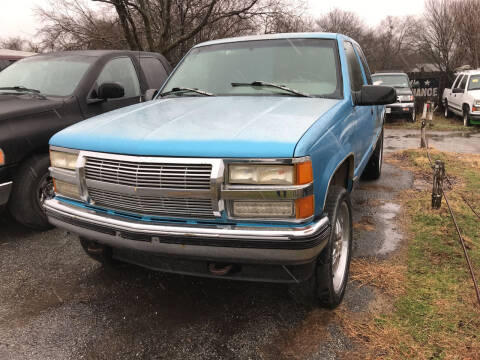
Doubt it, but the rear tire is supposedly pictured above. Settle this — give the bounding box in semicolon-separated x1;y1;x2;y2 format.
361;128;383;180
289;186;353;308
8;154;54;230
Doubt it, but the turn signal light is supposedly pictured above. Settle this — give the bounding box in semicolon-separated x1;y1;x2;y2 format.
295;195;314;219
296;160;313;185
0;148;4;166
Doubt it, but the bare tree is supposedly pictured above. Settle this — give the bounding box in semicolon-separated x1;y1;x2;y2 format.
36;0;306;62
412;0;459;76
315;9;366;41
452;0;480;69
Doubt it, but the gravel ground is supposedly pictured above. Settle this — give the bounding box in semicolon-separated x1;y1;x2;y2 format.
0;131;418;360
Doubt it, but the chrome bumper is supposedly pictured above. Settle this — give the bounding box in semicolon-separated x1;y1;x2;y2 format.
45;198;330;265
0;181;12;206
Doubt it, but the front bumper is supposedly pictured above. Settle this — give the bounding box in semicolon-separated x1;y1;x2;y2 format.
45;198;331;266
386;102;414;114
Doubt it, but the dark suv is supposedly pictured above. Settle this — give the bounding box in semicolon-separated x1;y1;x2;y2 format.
372;71;416;122
0;50;171;229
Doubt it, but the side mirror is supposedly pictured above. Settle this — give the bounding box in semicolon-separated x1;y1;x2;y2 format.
452;88;464;94
353;85;397;106
411;81;420;89
97;82;124;99
144;89;159;101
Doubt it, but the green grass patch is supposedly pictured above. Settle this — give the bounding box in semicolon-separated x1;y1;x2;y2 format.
385;113;480;132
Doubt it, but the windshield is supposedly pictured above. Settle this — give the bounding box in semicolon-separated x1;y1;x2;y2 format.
161;38;342;98
372;74;410;88
0;55;95;96
468;75;480;90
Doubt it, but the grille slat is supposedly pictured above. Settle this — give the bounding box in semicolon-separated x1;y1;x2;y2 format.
84;156;214;218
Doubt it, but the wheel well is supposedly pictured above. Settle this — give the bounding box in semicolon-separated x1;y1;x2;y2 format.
463;103;470;112
329;155;354;191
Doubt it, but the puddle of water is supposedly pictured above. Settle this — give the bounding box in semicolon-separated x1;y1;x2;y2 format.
377;202;402;255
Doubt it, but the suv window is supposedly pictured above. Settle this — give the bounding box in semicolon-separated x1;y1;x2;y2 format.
452;74;462;89
344;41;364;91
96;57;140;98
140;57;168;89
459;74;468;90
353;44;372;84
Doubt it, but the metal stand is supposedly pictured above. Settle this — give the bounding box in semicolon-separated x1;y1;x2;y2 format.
432;160;445;209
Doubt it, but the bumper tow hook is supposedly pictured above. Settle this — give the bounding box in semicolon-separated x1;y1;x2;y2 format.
208;263;233;276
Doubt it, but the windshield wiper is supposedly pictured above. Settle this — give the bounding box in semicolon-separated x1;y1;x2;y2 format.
0;86;47;99
231;81;312;97
0;86;41;94
160;87;213;97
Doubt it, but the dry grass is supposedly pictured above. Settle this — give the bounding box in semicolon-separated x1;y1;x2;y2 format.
334;150;480;360
385;113;480;132
350;258;407;297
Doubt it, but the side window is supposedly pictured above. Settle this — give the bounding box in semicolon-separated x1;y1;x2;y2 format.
344;41;364;91
353;44;372;85
459;75;468;90
452;74;462;89
140;57;169;89
96;57;140;98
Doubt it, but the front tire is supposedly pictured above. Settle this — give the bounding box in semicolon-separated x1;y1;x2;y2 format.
289;186;353;309
444;101;450;118
361;128;383;180
8;154;54;230
463;108;471;127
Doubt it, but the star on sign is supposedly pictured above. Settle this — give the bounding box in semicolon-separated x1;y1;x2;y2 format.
424;80;431;86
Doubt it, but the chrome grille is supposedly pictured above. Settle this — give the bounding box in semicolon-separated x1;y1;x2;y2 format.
88;188;215;218
84;157;212;190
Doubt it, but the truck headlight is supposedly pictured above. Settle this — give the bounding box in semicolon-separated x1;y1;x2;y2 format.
50;150;78;170
229;164;294;185
228;161;312;185
53;179;81;200
475;100;480;106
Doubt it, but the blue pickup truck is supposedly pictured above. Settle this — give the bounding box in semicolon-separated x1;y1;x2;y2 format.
44;33;395;308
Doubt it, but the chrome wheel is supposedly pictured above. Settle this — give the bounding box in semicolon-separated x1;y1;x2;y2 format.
37;173;54;208
332;201;350;293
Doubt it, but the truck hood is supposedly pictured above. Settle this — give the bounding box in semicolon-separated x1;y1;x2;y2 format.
0;93;63;121
51;96;340;158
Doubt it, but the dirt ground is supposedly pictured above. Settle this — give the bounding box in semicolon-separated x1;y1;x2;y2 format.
1;127;467;360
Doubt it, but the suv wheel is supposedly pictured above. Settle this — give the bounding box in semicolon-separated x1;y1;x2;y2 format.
8;154;54;230
289;186;353;308
463;108;471;127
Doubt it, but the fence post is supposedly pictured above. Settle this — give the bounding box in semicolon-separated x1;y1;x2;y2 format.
432;159;445;209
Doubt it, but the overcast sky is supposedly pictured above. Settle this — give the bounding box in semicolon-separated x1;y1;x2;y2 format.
0;0;425;40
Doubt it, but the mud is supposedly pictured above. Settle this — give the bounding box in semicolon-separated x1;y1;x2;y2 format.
0;137;420;360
